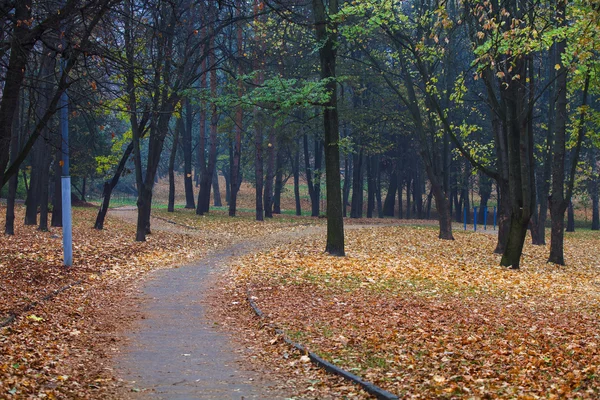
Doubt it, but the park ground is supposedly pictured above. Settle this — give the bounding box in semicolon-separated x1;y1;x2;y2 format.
1;179;600;399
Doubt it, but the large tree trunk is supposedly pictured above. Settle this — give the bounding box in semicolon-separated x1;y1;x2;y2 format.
313;0;344;255
183;99;195;209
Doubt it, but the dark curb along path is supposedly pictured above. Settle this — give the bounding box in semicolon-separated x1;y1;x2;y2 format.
246;293;399;400
115;241;287;400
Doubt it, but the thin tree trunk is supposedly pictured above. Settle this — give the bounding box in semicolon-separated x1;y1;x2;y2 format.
406;177;411;220
566;201;575;232
212;168;222;207
293;140;301;216
367;155;375;218
183;99;195;209
350;149;363;218
4;93;20;235
168;120;181;212
273;145;283;214
342;150;351;217
264;127;276;218
229;5;244;217
94;143;134;229
51;130;62;227
254;114;264;221
398;173;403;219
591;145;599;230
383;169;397;217
196;60;208;213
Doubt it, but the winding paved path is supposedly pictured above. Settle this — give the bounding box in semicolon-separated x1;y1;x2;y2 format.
115;241;285;399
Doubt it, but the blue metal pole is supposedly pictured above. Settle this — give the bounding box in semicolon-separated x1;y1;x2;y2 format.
493;206;497;230
60;54;72;267
484;206;488;230
474;206;478;232
464;206;467;231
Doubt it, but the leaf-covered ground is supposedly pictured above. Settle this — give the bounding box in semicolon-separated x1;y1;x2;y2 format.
0;205;323;399
4;200;600;399
229;226;600;399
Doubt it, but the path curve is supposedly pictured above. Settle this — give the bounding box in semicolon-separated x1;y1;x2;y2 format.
113;209;325;399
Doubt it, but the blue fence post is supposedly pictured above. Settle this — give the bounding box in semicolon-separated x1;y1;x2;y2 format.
493;206;497;230
484;206;488;230
473;206;478;232
464;206;467;231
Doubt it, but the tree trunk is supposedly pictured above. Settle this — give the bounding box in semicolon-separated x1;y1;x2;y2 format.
212;168;222;207
342;151;351;217
591;145;599;230
367;155;375;218
273;145;284;214
566;201;575;232
478;173;492;222
293;139;301;216
4;93;20;235
51;132;62;227
198;45;218;215
168;119;181;212
425;188;433;219
397;173;403;219
376;156;383;218
414;167;423;219
313;0;344;255
405;177;411;219
0;0;32;186
183;99;195;209
264;127;276;218
229;7;244;216
350;149;363;218
383;169;397;217
196;62;207;213
254;114;264;221
95;142;134;229
223;162;231;205
548;18;589;264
